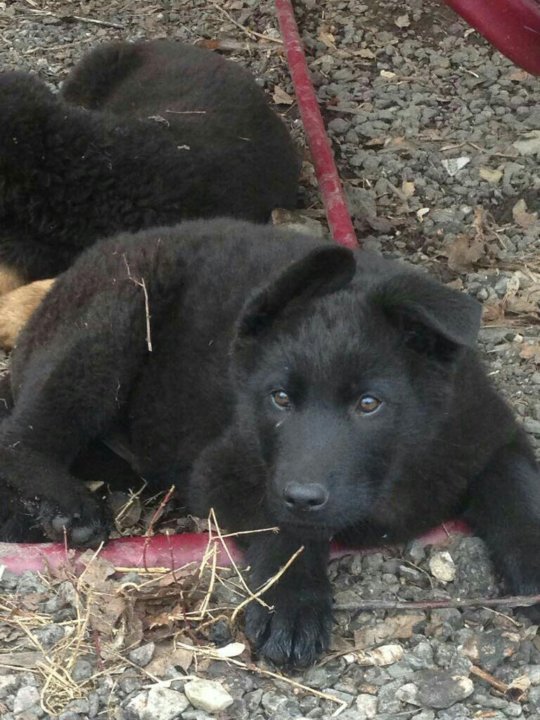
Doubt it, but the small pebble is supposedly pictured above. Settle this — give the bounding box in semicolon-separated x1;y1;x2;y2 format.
184;680;234;714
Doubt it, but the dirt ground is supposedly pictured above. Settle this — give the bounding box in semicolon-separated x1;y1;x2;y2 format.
0;1;539;719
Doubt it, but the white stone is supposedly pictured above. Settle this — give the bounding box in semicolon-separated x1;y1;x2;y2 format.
0;674;18;700
355;693;377;719
357;643;404;666
13;685;40;714
125;687;189;720
395;683;421;706
441;157;471;176
184;679;234;714
429;551;456;583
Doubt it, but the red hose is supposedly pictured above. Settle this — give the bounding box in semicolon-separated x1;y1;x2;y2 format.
0;521;470;575
274;0;359;249
444;0;540;76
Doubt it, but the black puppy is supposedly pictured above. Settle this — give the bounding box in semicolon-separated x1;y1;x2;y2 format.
2;219;539;666
0;40;298;289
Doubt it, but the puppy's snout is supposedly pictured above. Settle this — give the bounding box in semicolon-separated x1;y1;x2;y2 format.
283;482;329;512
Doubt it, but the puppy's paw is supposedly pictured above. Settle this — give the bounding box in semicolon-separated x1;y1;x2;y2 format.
245;586;332;667
24;490;110;548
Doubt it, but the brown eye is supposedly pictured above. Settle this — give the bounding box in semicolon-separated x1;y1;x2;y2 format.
356;394;382;414
271;390;292;410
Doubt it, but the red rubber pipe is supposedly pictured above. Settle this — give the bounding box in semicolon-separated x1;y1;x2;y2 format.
0;521;470;575
444;0;540;76
274;0;359;249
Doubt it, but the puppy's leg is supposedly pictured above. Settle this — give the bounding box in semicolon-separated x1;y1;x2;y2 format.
0;279;54;350
0;282;152;546
465;434;540;614
190;433;332;667
243;534;332;667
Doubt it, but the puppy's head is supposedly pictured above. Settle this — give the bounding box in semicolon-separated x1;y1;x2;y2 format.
232;247;481;539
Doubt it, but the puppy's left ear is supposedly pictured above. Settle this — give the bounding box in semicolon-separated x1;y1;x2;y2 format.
369;271;482;360
237;245;356;340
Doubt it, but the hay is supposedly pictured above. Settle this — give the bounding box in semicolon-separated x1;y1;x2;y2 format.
0;511;346;715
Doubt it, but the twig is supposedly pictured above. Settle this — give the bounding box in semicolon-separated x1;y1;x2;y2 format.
206;508;254;601
164;110;207;115
123;254;153;352
210;1;283;44
144;486;176;538
471;665;509;695
334;593;540;613
66;14;124;29
231;545;304;623
20;5;124;29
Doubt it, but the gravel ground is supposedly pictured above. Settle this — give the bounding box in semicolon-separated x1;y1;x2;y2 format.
0;1;539;718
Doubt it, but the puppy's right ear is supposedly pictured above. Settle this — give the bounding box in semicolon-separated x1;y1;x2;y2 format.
369;270;482;360
236;246;355;342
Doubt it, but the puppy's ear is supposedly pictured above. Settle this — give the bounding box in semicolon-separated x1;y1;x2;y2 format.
369;272;481;360
237;246;355;340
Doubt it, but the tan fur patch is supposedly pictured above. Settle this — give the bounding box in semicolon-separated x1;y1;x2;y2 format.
0;279;55;350
0;264;25;296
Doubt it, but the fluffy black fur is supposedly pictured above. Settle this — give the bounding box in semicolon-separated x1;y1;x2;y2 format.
0;40;298;281
1;218;540;667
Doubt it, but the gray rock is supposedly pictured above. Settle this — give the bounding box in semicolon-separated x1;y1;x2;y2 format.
528;685;540;710
87;691;100;717
328;118;349;134
410;670;474;709
377;679;405;714
65;699;90;715
302;667;331;690
244;689;263;713
355;694;377;719
528;665;540;685
119;674;143;696
34;623;65;648
16;572;48;595
124;687;189;720
460;629;521;671
260;691;288;715
71;659;94;683
12;686;41;714
128;642;155;668
184;680;234;714
0;675;19;700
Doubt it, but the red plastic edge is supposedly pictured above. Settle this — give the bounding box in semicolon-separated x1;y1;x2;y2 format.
274;0;359;249
444;0;540;75
0;521;471;576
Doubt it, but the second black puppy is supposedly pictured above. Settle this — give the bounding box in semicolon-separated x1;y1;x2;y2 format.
0;40;298;287
2;219;540;667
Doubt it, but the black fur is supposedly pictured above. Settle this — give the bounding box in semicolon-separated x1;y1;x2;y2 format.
0;40;299;281
1;218;539;666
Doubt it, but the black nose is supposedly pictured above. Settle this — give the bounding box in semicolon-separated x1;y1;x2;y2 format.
283;482;329;511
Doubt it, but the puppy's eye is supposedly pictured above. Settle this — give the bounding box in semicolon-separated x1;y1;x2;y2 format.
356;394;382;414
271;390;292;410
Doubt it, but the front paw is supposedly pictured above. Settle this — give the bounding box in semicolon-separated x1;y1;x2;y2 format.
24;490;110;548
245;586;332;667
